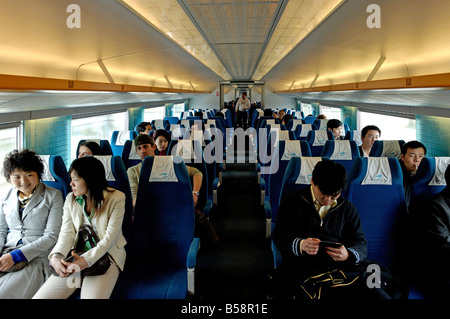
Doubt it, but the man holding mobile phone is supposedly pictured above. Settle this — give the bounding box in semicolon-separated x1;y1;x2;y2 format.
272;160;368;299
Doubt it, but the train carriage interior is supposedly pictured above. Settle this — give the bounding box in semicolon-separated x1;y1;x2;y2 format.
1;0;450;309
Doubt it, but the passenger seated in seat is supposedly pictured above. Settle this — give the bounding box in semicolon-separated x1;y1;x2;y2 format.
272;160;369;300
152;129;171;155
359;125;381;157
78;141;104;158
419;164;450;298
136;121;153;135
326;119;344;140
400;140;427;208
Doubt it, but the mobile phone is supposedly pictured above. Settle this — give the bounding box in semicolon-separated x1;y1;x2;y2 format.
319;241;343;248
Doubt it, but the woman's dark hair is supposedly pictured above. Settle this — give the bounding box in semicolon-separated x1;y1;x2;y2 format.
2;149;44;182
78;141;104;157
312;160;347;196
326;119;343;130
69;156;113;212
152;129;171;144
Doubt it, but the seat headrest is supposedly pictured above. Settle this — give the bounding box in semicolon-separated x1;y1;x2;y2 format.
173;140;198;161
312;130;329;146
38;155;55;182
86;138;101;145
361;157;392;185
128;140;141;160
330;140;352;160
94;155;116;181
429;157;450;186
381;140;402;159
154;119;164;130
295;157;322;184
299;124;312;137
149;156;179;182
115;131;131;146
290;119;303;131
281;141;302;161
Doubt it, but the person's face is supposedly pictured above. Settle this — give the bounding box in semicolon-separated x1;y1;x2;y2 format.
140;124;152;135
401;147;426;173
70;171;88;197
311;180;341;206
10;168;40;196
279;111;285;118
155;136;169;152
330;126;344;139
136;143;156;160
78;145;93;158
361;130;380;149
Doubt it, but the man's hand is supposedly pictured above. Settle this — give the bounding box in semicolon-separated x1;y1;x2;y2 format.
301;238;320;255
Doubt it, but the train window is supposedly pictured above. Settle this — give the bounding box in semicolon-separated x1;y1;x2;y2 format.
0;125;21;193
144;106;165;122
301;103;312;116
320;105;342;120
359;111;416;141
172;103;186;119
71;111;127;161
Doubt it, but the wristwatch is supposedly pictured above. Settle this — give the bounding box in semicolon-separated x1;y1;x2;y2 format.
192;191;200;196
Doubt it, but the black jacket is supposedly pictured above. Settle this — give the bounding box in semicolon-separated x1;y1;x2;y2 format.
272;187;367;278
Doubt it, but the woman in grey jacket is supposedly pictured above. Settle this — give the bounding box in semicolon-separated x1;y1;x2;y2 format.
0;149;63;298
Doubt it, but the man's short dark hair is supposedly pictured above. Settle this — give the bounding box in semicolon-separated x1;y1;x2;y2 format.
134;134;154;147
311;160;347;196
361;125;381;138
326;119;343;130
136;122;151;134
401;140;427;156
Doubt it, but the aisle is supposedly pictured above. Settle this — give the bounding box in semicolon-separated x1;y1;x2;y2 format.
195;163;273;299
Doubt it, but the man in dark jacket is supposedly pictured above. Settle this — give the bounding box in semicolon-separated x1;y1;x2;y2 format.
272;160;367;299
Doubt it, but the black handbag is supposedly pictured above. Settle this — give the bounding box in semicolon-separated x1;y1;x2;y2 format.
50;224;110;277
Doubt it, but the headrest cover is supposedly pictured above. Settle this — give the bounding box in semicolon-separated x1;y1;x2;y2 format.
313;130;329;146
381;140;401;159
174;140;197;161
181;119;190;128
361;157;392;185
352;130;362;146
149;156;178;182
86;139;100;145
128;140;141;160
290;119;303;131
279;130;290;141
281;141;302;161
94;156;116;181
265;119;275;126
429;157;450;186
295;157;322;184
300;124;312;137
318;119;328;130
154;119;164;130
330;140;352;160
39;155;55;182
116;131;130;146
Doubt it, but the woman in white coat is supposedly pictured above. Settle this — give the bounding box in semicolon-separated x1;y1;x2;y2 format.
33;156;126;299
0;149;64;298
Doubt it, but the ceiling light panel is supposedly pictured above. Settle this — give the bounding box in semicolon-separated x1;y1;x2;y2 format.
180;0;282;80
253;0;345;80
118;0;232;80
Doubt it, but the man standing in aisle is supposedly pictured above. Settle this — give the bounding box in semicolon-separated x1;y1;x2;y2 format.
235;92;250;130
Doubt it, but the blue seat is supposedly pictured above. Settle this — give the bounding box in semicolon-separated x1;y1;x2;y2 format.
93;155;134;242
110;130;138;156
112;156;199;299
369;140;405;159
76;139;113;158
168;139;213;216
344;157;406;271
121;140;142;169
293;123;317;140
303;115;317;124
305;130;333;156
39;155;71;199
262;142;312;237
321;140;360;176
409;157;450;215
286;119;303;131
271;156;325;267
